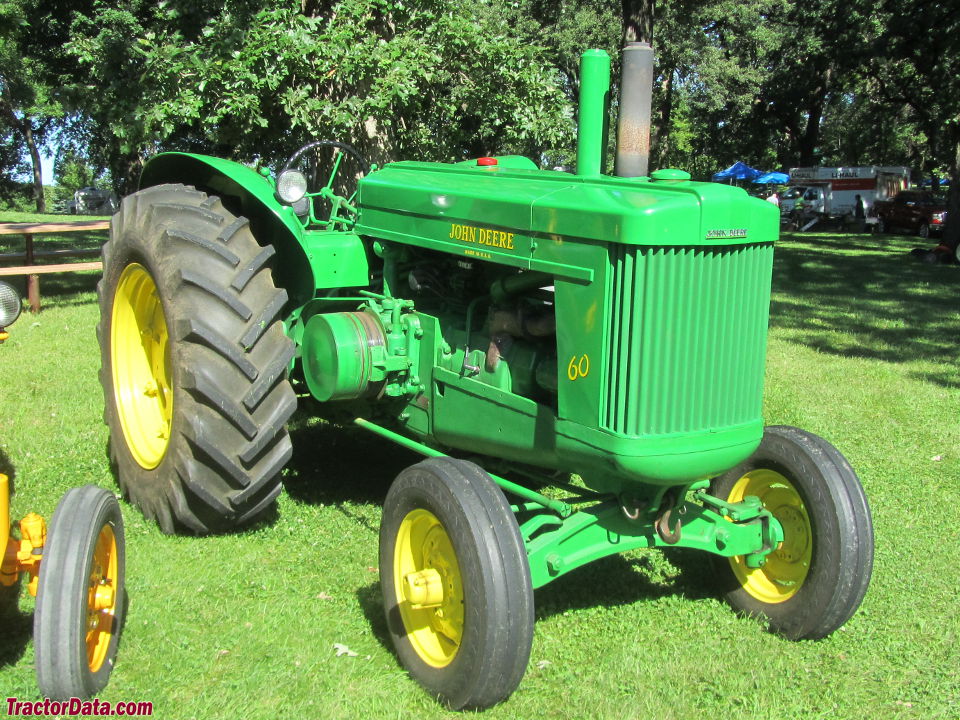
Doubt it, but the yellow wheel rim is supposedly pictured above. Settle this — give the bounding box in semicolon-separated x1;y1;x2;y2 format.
86;524;119;672
111;263;173;469
727;469;812;603
394;509;464;668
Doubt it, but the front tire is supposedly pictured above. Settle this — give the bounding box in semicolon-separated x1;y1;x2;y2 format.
918;222;930;239
98;184;296;533
710;426;874;640
380;458;534;710
35;486;125;699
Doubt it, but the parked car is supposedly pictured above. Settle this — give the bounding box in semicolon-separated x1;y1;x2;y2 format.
67;187;117;215
872;190;948;238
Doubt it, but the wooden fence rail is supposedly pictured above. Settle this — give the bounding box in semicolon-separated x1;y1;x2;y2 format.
0;220;110;313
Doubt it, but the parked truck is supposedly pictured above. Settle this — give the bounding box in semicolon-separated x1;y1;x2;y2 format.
872;189;948;238
781;166;909;219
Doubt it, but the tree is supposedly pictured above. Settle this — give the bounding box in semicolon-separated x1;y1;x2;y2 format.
66;0;573;194
871;0;960;251
0;0;65;212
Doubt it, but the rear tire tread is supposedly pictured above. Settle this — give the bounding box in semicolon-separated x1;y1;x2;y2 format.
99;184;296;533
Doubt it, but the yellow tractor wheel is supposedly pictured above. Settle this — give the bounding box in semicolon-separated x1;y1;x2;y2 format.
98;185;296;533
34;485;125;699
710;425;874;640
380;458;534;710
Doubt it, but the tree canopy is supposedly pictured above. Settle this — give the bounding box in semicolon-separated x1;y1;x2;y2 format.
2;0;958;243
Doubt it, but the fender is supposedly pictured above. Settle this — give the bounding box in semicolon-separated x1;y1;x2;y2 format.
140;152;369;308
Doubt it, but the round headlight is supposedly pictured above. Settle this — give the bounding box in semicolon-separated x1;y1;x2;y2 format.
0;281;22;328
276;170;308;204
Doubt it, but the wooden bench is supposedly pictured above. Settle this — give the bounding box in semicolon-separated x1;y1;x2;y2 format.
0;220;110;312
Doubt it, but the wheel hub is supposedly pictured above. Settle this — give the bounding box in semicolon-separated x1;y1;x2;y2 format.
726;469;812;603
394;509;464;668
403;568;444;608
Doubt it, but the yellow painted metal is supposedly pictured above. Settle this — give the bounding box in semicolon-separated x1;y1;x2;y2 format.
1;509;46;591
86;524;119;673
19;512;45;595
726;469;811;603
394;509;464;668
403;568;444;608
0;474;10;585
111;263;173;469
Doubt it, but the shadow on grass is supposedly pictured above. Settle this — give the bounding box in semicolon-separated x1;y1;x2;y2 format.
3;272;100;311
533;547;718;620
282;417;419;510
350;552;719;663
772;232;958;387
0;583;32;670
356;582;392;656
284;415;729;626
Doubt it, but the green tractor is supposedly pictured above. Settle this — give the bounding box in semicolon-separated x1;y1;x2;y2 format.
98;45;873;709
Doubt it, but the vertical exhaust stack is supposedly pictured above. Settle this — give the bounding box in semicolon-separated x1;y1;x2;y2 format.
615;42;654;178
576;49;611;177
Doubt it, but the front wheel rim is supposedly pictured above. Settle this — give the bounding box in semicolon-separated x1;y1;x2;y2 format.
727;469;812;603
111;263;173;469
394;509;464;668
86;524;119;672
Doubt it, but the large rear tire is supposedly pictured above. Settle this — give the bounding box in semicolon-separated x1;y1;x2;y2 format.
98;184;296;533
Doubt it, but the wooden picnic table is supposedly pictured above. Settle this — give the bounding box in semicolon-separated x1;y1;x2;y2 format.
0;220;110;313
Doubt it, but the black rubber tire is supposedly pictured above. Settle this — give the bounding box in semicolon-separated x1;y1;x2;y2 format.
380;458;534;710
918;222;930;239
35;485;125;699
98;184;296;533
877;217;887;234
710;426;874;640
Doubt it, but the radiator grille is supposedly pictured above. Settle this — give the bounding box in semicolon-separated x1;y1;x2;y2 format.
603;243;774;436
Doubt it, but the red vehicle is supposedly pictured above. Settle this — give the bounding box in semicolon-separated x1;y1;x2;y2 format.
873;190;948;238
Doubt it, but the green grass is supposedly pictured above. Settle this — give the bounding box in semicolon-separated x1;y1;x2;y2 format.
0;221;958;719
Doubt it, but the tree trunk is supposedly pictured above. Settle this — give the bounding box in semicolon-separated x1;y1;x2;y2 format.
24;121;46;213
796;68;831;167
622;0;654;45
942;130;960;254
653;69;673;166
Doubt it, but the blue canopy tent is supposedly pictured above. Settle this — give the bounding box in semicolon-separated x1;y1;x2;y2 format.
712;161;762;183
753;171;790;184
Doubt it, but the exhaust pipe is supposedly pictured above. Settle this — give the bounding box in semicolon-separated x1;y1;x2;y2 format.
614;42;654;178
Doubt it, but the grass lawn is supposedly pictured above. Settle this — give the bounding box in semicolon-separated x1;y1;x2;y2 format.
0;215;957;719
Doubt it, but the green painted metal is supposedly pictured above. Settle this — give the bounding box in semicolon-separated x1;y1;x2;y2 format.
576;49;611;177
352;418;573;517
139;152;368;306
354;159;777;490
302;311;387;401
523;497;784;589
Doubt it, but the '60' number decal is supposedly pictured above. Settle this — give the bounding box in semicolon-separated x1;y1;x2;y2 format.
567;354;591;381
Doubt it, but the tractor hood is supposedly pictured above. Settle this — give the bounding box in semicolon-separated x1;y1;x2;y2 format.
356;160;778;281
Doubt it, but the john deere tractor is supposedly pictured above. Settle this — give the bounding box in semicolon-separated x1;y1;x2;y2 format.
98;45;873;709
